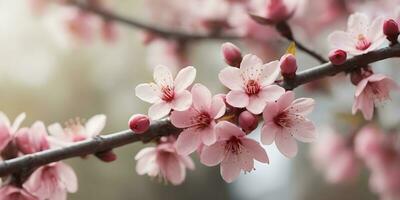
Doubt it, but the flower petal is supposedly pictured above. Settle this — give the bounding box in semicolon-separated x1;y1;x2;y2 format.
191;83;211;111
215;121;245;140
261;122;279;145
174;66;196;92
347;12;369;36
259;85;285;102
261;60;280;85
170;108;197;128
135;83;160;103
0;123;11;152
153;65;174;87
171;90;192;111
135;147;156;160
210;95;226;119
11;113;26;133
289;98;315;115
262;101;280;122
200;141;225;166
85;114;106;137
218;67;243;90
246;95;267;115
277;91;295;111
367;16;384;43
328;31;355;52
57;162;78;193
275;131;298;158
241;138;269;163
176;128;202;155
240;54;263;81
291;120;317;143
148;101;172;120
226;90;249;108
0;112;10;128
165;155;186;185
200;126;216;146
220;154;241;183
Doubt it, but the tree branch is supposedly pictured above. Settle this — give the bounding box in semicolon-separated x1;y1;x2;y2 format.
1;44;399;177
68;0;239;40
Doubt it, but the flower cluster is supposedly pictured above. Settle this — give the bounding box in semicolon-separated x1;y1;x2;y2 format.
0;112;107;200
134;46;317;184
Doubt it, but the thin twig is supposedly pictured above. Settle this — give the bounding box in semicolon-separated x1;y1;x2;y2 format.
1;44;400;176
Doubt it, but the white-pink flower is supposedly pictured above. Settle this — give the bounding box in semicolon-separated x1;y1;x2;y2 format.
352;74;398;120
23;162;78;200
328;13;385;56
170;83;226;155
135;65;196;120
47;114;106;147
135;138;195;185
261;91;316;158
218;54;285;114
200;121;269;183
0;185;37;200
0;112;26;153
14;121;50;154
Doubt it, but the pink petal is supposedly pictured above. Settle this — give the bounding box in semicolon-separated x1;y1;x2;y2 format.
0;123;11;151
165;155;185;185
262;101;280;122
246;96;267;114
210;95;226;119
136;152;157;175
292;120;317;143
367;16;384;43
148;101;172;120
368;74;387;82
359;94;374;120
260;60;280;85
57;162;78;193
170;108;197;128
23;166;44;194
218;67;243;90
171;90;192;111
85;114;106;137
226;90;249;108
215;121;245;140
200;141;225;166
0;112;11;128
191;83;212;111
347;13;369;35
275;131;298;158
261;122;279;145
241;138;269;163
135;147;156;160
199;126;216;145
238;150;254;172
277;91;295;111
355;78;369;97
220;153;241;183
135;83;160;103
328;31;355;52
11;112;26;133
176;128;202;155
153;65;174;87
289;98;315;115
240;54;263;74
259;85;285;102
174;66;196;92
179;155;195;170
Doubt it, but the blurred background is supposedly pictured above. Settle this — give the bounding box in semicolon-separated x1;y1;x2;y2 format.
1;0;400;199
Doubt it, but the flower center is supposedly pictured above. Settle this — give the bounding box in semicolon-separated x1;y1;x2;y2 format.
225;137;243;155
161;86;175;102
273;111;294;128
194;112;212;129
356;34;371;51
65;118;86;140
245;80;261;95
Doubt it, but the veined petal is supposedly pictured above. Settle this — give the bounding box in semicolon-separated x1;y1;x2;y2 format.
218;67;243;90
261;60;280;85
215;121;244;140
240;54;264;81
291;120;317;143
174;66;196;92
171;90;192;111
241;138;269;163
277;91;295;111
135;147;157;160
176;128;202;155
199;126;216;146
148;102;172;120
262;101;280;122
191;84;212;111
347;12;369;36
165;155;186;185
210;95;226;119
367;16;384;43
259;85;285;102
275;130;298;158
220;153;241;183
154;65;174;87
135;83;160;103
261;122;279;145
226;90;249;108
200;141;225;166
170;108;197;128
57;163;78;193
289;98;315;115
328;31;356;52
246;96;267;115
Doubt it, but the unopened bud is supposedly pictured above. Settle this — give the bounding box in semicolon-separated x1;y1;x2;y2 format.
239;111;258;133
129;114;150;134
383;19;399;45
95;150;117;163
280;53;297;78
329;49;347;65
222;42;242;67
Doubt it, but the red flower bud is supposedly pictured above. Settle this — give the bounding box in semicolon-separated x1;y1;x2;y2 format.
329;49;347;65
222;42;242;67
239;111;258;133
95;150;117;163
383;19;399;44
129;114;150;134
280;53;297;78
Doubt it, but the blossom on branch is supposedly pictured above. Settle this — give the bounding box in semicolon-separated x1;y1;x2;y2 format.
219;54;284;114
0;112;26;153
261;91;316;158
170;84;226;155
15;121;50;154
136;65;196;120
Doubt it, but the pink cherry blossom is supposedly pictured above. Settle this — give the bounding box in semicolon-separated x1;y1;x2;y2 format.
47;114;106;147
0;185;37;200
218;54;285;114
328;13;385;55
14;121;50;154
23;162;78;200
135;65;196;120
310;128;360;184
200;121;269;183
170;83;226;155
261;91;316;158
0;112;26;153
352;74;398;120
135;137;195;185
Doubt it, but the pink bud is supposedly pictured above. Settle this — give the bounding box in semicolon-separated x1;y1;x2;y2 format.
95;150;117;163
238;111;258;133
266;0;290;23
329;49;347;65
129;114;150;134
280;53;297;78
222;42;242;67
383;19;399;44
